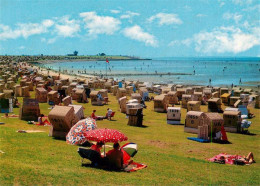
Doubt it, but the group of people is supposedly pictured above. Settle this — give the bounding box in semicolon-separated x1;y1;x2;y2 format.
91;108;113;120
90;142;130;170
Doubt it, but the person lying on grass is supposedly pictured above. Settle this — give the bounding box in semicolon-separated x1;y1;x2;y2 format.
235;152;255;165
214;152;255;165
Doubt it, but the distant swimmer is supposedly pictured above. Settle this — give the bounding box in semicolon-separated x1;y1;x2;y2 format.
193;70;195;75
239;78;242;84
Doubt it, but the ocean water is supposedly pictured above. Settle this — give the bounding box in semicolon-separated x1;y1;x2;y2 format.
43;57;260;87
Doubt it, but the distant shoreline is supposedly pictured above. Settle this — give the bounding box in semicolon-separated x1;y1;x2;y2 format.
34;64;259;91
32;58;151;64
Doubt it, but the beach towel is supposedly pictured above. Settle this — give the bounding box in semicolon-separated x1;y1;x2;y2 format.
187;137;209;143
17;130;45;133
124;162;147;172
35;117;51;126
1;114;19;118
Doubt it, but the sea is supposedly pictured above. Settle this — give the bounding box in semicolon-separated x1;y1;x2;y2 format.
42;57;260;87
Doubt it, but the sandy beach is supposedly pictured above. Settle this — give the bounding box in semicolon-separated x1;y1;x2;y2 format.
32;61;260;91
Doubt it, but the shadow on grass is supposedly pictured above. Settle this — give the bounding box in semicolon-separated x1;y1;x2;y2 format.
240;131;257;136
212;140;232;144
81;163;124;172
108;119;117;121
129;125;149;128
167;123;184;126
52;137;66;141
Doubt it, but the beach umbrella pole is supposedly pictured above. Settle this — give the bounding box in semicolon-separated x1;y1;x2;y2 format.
104;143;106;157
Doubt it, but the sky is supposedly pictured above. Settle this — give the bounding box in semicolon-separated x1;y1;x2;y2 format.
0;0;259;58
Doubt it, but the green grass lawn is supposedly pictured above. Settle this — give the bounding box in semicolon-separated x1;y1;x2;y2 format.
0;89;259;185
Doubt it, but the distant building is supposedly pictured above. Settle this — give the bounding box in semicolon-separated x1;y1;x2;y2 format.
67;51;78;56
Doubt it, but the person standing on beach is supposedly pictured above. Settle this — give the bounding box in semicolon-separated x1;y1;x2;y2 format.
239;78;242;84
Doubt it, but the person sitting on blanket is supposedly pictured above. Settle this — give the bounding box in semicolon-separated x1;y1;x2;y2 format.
106;108;113;120
91;110;98;120
90;142;104;155
91;110;104;120
38;114;44;125
106;143;124;170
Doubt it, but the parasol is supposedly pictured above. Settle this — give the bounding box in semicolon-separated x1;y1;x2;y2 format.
84;128;128;155
66;118;97;145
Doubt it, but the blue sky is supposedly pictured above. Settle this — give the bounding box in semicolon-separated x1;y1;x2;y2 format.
0;0;259;57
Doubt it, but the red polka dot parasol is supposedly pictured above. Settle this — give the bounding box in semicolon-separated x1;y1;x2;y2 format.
84;128;128;143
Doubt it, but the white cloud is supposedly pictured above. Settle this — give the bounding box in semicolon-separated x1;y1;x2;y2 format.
120;11;140;23
232;0;252;5
223;12;242;24
110;10;120;14
0;24;19;40
242;4;260;12
47;38;56;44
42;19;54;27
122;25;158;47
148;13;182;25
54;16;80;37
169;26;260;54
80;11;121;36
218;0;226;7
168;40;179;46
19;46;25;50
184;5;192;11
41;38;46;42
182;38;192;46
0;19;54;40
168;39;192;47
193;26;260;54
41;37;57;44
196;14;207;17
